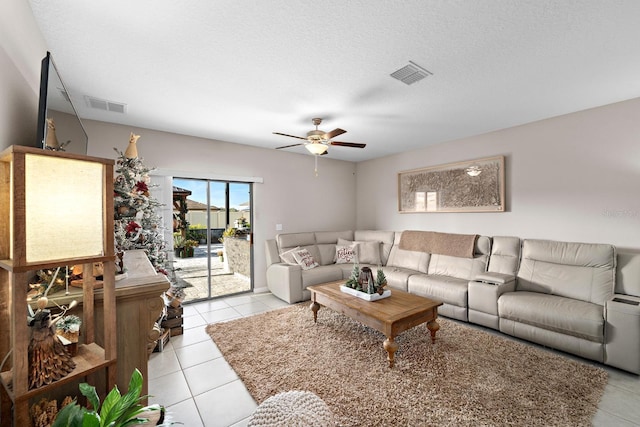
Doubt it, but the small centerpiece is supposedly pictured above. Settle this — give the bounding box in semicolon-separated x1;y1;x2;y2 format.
341;264;390;301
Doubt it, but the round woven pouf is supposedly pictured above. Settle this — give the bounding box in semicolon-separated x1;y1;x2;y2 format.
248;390;334;426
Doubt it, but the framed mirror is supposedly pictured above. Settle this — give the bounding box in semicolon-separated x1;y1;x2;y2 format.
36;52;88;155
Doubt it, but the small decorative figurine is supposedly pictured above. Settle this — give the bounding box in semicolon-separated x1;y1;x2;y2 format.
124;132;140;158
44;118;71;151
28;309;76;389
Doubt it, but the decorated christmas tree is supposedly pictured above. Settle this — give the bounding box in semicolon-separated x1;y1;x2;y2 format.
113;133;169;275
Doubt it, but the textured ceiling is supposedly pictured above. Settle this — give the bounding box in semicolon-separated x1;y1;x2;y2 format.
28;1;640;162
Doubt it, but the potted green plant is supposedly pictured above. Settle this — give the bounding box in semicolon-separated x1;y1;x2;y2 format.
181;240;198;258
219;226;237;243
173;234;186;257
52;368;166;427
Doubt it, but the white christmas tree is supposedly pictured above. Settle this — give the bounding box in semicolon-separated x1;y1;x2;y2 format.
113;133;168;275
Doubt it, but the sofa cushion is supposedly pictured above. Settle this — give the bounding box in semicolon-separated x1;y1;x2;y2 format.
498;291;604;343
428;253;489;281
354;230;395;265
301;265;343;287
334;244;356;264
292;248;319;270
487;236;521;275
407;274;468;307
277;232;316;249
386;246;430;273
315;231;354;266
380;267;416;292
279;246;301;265
338;238;382;265
517;239;615;305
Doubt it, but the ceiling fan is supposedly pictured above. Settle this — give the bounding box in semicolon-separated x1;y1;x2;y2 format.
273;118;366;155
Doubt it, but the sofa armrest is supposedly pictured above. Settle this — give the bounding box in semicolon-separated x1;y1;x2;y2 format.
605;294;640;374
474;272;516;286
265;239;280;267
266;263;303;304
469;275;516;318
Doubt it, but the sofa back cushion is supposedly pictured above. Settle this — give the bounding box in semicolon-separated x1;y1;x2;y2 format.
387;232;430;273
315;231;354;265
276;232;321;266
517;239;615;305
354;230;395;265
616;252;640;297
277;232;316;249
488;236;521;275
426;235;490;280
428;253;489;280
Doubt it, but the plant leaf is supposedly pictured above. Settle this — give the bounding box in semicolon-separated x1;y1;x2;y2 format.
105;369;145;425
82;412;101;427
52;403;86;427
100;385;123;425
79;382;101;412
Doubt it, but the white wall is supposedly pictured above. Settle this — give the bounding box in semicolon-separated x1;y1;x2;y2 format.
356;97;640;251
84;119;358;289
0;0;48;150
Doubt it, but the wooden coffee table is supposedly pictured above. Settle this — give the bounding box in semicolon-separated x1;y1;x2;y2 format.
308;281;442;367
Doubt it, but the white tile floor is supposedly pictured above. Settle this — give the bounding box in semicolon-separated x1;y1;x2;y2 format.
149;292;640;427
148;292;288;427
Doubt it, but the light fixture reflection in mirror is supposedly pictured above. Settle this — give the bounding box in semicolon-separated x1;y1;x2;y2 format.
465;165;482;177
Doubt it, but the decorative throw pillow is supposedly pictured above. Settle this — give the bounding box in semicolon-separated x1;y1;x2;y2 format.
338;238;381;265
279;246;301;265
355;241;382;265
292;248;319;270
334;244;356;264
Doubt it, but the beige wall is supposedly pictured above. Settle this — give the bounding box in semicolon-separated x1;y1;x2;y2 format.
356;97;640;251
0;0;47;150
84;119;358;290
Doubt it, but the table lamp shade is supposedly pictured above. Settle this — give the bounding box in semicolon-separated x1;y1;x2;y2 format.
23;153;105;262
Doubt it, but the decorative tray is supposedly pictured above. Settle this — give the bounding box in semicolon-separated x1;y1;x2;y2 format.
340;285;391;301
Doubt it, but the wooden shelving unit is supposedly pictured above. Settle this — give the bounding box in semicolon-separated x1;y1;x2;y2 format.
0;146;117;426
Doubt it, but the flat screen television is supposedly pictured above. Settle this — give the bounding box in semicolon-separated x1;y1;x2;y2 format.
36;51;88;155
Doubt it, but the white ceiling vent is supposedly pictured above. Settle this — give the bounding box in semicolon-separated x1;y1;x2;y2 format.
390;61;432;85
85;95;127;113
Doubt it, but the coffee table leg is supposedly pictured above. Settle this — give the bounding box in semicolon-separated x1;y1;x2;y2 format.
427;319;440;343
383;337;398;368
310;301;320;323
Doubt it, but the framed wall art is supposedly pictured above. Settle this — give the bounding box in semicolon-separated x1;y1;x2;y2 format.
398;155;505;213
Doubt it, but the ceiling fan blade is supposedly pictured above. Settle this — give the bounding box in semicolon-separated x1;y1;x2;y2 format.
275;143;304;150
325;128;346;140
330;141;366;149
273;132;307;141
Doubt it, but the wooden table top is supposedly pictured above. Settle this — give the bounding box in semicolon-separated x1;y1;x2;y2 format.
308;280;442;324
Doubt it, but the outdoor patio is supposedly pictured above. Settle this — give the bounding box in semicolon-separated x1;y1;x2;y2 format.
172;244;250;301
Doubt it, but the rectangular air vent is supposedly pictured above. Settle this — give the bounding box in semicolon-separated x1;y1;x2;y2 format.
85;95;127;113
390;61;432;85
57;87;71;103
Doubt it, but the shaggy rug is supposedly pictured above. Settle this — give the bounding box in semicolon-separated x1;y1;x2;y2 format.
206;303;607;426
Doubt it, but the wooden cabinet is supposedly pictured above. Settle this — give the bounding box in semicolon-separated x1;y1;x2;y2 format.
42;275;170;403
0;146;117;426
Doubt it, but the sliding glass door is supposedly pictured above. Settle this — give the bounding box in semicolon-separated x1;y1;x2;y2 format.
172;177;252;302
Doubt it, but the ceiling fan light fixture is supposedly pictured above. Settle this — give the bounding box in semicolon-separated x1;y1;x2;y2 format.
305;143;328;155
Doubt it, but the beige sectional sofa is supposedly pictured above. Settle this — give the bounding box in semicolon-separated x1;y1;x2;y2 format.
264;230;640;374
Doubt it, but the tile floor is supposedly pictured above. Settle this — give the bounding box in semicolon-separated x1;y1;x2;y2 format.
149;292;640;427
